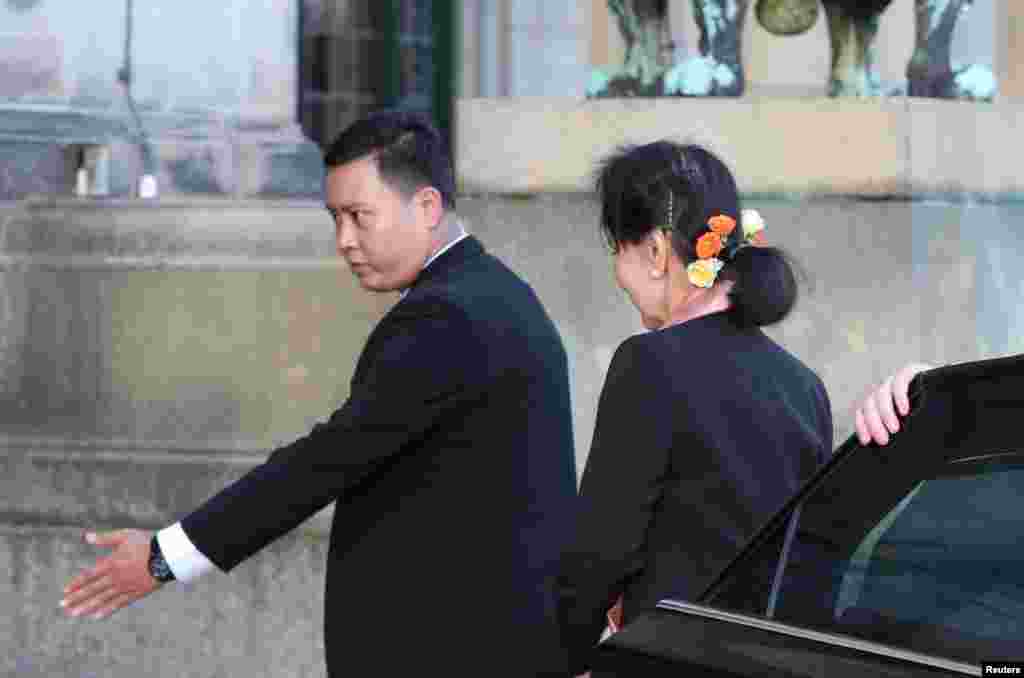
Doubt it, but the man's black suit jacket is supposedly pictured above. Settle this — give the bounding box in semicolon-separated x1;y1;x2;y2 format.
179;236;577;676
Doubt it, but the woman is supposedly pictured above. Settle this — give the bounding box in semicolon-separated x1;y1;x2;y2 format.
557;142;833;676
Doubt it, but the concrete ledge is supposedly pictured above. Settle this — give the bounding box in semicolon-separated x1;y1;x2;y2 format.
1;199;334;257
0;438;334;537
456;97;1024;198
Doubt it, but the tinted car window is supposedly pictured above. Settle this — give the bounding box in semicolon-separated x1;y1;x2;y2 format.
826;455;1024;659
707;452;1024;664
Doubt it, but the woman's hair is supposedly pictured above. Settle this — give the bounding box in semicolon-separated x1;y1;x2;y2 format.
595;141;799;328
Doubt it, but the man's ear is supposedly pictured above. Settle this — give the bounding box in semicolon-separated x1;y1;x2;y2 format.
415;186;445;230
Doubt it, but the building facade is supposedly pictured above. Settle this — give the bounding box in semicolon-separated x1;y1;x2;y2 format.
2;0;1020;200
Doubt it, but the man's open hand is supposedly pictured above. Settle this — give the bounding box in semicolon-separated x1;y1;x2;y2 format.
61;529;162;620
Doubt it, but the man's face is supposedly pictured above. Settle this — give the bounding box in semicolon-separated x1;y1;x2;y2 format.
325;155;438;292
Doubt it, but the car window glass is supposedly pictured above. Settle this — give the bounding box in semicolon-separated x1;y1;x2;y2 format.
701;449;1024;665
775;454;1024;664
833;482;923;618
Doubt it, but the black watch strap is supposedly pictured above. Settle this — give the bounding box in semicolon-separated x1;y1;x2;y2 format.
148;535;176;583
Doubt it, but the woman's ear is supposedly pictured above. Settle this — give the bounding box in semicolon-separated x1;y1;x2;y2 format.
648;230;670;279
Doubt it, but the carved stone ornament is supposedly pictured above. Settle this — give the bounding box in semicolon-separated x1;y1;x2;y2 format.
588;0;997;101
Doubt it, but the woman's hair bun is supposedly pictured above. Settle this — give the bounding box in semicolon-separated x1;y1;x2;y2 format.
727;245;799;327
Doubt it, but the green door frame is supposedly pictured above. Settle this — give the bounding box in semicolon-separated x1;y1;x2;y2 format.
432;0;457;148
379;0;456;144
297;1;457;151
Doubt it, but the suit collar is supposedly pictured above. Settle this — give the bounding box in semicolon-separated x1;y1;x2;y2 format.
425;230;470;270
409;235;484;290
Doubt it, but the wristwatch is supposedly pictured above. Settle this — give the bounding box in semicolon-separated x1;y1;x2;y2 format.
148;535;176;583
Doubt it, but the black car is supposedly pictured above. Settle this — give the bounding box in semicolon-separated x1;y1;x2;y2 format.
593;355;1024;677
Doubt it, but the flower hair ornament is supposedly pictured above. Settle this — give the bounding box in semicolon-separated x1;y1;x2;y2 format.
684;209;768;288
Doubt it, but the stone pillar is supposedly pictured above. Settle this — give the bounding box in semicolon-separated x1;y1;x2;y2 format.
590;0;614;67
478;0;509;97
459;0;591;98
504;1;589;96
461;1;481;98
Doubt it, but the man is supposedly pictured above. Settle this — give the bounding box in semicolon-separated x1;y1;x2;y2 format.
61;111;578;676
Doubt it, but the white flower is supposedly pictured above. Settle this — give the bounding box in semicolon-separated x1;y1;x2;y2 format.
741;209;765;239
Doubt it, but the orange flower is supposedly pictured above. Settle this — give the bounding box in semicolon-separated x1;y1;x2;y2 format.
696;232;723;259
708;214;736;236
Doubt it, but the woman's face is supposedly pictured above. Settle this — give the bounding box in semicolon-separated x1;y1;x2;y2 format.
614;235;669;331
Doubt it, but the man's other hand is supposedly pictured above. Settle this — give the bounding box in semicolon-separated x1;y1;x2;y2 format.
61;529;162;620
854;363;933;446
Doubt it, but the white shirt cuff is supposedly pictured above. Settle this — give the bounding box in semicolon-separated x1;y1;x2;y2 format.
156;522;217;583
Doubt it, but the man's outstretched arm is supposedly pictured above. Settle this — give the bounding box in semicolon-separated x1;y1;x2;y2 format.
60;300;483;619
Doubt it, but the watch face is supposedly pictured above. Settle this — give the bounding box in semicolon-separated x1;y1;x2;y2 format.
150;557;174;582
149;539;175;582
